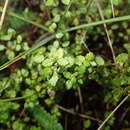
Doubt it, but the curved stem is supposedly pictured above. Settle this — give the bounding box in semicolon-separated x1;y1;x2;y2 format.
97;94;130;130
0;95;32;102
0;34;55;71
110;0;115;17
1;15;130;71
0;0;9;30
63;15;130;33
0;7;50;32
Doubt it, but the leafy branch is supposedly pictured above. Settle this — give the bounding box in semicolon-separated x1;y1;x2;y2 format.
97;94;130;130
0;13;130;71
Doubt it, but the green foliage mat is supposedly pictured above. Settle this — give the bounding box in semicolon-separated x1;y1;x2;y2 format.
0;0;130;130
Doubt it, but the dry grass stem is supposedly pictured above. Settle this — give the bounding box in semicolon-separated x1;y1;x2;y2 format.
0;0;9;31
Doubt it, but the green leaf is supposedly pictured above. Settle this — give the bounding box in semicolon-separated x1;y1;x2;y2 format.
42;58;54;67
49;23;57;32
16;35;22;44
46;0;55;6
0;34;55;71
7;28;16;37
112;88;122;102
75;55;85;65
9;16;27;29
56;33;64;39
66;80;73;89
66;77;76;89
21;69;29;77
95;56;105;66
6;50;15;60
77;65;86;74
15;45;21;51
0;45;5;51
90;61;97;66
66;56;75;67
23;42;30;51
1;14;130;71
113;0;122;5
12;120;25;130
24;89;35;97
49;72;59;86
57;57;69;66
85;52;95;61
116;53;128;66
3;8;50;32
43;67;53;78
5;90;16;98
112;76;127;86
0;35;12;41
61;0;70;5
124;44;130;54
30;126;41;130
63;72;72;79
33;55;44;63
54;48;64;59
127;77;130;84
62;41;70;47
83;120;91;129
30;105;63;130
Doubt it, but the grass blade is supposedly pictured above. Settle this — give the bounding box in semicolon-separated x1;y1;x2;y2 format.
0;34;55;71
1;15;130;71
30;105;63;130
0;7;50;32
0;0;9;30
96;0;116;64
63;15;130;32
0;95;32;102
97;94;130;130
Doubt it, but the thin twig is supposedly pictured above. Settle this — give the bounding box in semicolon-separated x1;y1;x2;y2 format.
95;0;116;64
86;0;94;12
35;32;52;43
0;0;9;30
78;87;84;113
56;104;101;123
119;107;130;123
0;6;50;32
110;0;115;17
80;32;90;52
97;94;130;130
0;94;32;102
65;114;68;130
1;15;130;71
60;0;72;23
